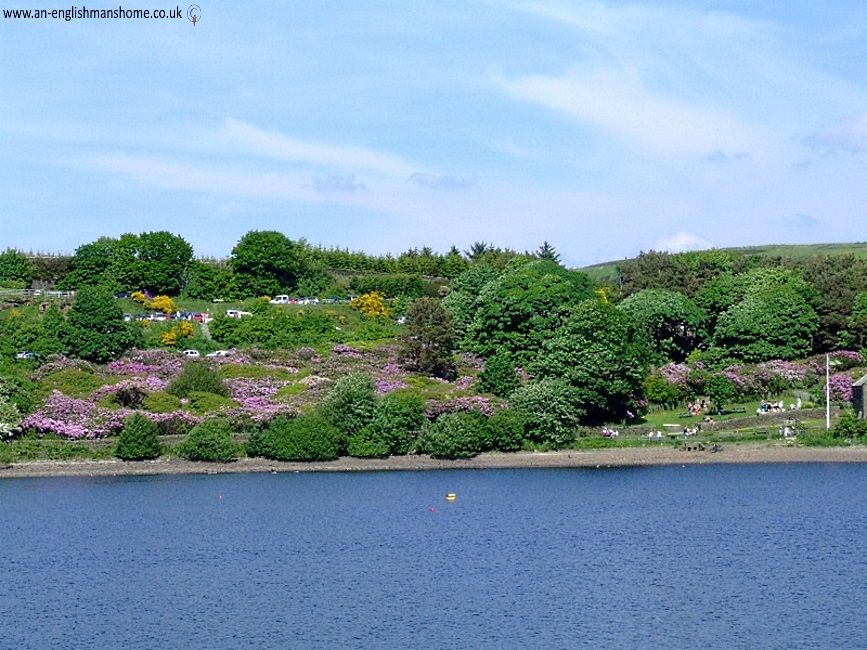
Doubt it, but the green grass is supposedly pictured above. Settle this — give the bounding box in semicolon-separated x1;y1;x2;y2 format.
0;436;114;462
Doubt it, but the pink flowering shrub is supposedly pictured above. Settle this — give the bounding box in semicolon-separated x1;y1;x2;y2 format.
425;396;496;419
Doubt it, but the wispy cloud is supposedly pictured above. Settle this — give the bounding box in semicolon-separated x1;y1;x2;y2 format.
407;172;474;190
806;114;867;152
310;174;366;193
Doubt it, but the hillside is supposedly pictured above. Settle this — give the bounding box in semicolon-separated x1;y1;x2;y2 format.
580;242;867;281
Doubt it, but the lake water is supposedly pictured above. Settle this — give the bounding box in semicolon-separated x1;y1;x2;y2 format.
1;464;866;649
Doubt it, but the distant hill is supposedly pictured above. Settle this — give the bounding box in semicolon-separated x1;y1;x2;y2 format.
579;242;867;282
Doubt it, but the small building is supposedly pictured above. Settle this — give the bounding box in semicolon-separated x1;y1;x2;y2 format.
853;375;867;418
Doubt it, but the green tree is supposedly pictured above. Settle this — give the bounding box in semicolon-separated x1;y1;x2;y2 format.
400;297;458;380
477;351;520;397
713;288;820;362
33;303;66;356
0;248;32;287
115;413;162;460
183;260;238;301
230;230;306;297
59;237;118;290
617;288;706;362
348;393;425;458
848;291;867;348
135;231;194;295
464;260;595;365
535;241;560;264
61;286;139;363
321;373;377;442
533;300;650;424
509;378;583;448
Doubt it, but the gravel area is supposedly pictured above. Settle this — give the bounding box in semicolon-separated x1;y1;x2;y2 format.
2;443;866;479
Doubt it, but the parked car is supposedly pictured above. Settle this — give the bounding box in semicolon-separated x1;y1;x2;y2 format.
182;349;200;357
15;351;36;360
206;350;230;358
225;310;252;319
270;295;290;304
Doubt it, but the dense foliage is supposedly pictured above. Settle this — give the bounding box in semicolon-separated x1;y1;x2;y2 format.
62;287;140;363
400;297;458;380
248;413;343;462
115;413;162;460
175;419;242;462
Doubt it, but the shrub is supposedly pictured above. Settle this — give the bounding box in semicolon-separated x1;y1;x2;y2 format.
153;414;196;437
115;413;161;460
183;391;237;416
348;393;424;458
833;411;867;439
248;413;342;462
175;419;241;462
416;411;486;459
509;379;583;449
484;409;525;452
350;291;393;320
321;373;376;440
114;384;147;409
142;391;182;413
0;396;21;438
167;361;228;398
478;352;519;397
40;368;105;398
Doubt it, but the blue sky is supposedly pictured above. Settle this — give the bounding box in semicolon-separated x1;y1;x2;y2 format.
2;1;866;267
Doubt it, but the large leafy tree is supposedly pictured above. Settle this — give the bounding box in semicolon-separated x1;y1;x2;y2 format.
60;232;193;295
400;297;458;380
463;260;595;365
134;231;194;295
617;288;706;362
61;286;140;362
59;237;117;290
848;291;867;349
533;299;650;424
230;231;306;297
0;248;32;287
713;288;820;362
183;260;238;301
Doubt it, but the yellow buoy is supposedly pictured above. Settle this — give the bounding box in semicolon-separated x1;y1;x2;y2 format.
446;493;457;501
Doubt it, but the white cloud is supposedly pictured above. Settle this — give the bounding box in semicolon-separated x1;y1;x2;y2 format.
654;231;713;253
216;119;417;177
496;66;765;158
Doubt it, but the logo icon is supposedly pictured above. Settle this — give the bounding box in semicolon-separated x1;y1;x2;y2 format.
188;5;201;26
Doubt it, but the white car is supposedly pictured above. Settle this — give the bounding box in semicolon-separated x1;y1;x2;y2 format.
182;349;200;357
206;350;230;358
269;295;290;304
225;310;253;319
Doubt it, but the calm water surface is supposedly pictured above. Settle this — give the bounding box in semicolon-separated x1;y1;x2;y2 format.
1;464;866;649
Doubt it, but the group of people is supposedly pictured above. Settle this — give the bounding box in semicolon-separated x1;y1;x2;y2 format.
758;398;800;415
685;400;707;416
601;427;620;438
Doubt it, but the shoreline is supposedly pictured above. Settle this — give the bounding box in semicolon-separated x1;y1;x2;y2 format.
2;443;867;479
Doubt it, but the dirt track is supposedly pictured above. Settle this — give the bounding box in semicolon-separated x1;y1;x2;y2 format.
2;443;866;479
